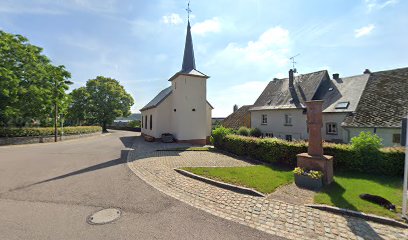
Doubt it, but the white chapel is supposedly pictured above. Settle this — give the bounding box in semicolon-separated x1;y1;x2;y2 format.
140;18;213;145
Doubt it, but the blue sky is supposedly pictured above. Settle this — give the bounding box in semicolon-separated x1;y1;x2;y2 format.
1;0;407;117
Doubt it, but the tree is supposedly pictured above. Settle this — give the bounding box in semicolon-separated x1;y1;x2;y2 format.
85;76;134;132
66;87;89;126
48;64;72;141
0;30;72;127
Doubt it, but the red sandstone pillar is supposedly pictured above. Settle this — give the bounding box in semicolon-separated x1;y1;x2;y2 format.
306;101;324;157
297;100;334;185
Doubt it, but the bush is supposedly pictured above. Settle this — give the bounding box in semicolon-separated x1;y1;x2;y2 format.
351;131;382;152
237;127;250;136
217;134;405;176
0;126;102;137
249;128;262;137
127;120;140;128
211;126;233;147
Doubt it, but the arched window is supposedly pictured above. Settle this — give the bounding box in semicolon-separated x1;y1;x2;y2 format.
145;115;147;129
150;115;152;130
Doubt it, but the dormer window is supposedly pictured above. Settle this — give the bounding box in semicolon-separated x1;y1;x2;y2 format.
335;101;350;109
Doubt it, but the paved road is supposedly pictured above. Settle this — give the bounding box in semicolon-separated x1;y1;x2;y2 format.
0;131;284;240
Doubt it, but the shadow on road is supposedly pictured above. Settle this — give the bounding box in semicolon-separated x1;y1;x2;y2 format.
4;136;137;193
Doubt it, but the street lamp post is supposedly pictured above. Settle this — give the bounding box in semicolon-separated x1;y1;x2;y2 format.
403;127;408;219
403;116;408;220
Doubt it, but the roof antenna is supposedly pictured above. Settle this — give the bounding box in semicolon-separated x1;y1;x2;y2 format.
289;54;300;73
186;1;192;21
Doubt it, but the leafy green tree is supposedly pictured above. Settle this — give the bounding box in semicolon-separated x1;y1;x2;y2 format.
66;87;89;126
0;30;72;127
86;76;134;132
351;131;382;152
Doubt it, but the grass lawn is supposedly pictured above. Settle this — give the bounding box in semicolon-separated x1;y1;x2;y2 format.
182;165;294;194
314;172;403;219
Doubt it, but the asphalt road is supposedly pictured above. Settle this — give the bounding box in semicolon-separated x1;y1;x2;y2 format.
0;130;284;240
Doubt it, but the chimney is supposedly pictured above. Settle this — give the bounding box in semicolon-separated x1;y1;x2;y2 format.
364;69;371;74
289;69;294;88
333;73;339;80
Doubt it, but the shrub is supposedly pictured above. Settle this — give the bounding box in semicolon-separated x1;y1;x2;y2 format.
0;126;102;137
237;126;250;136
127;120;140;128
211;126;233;147
217;134;405;176
249;128;262;137
351;131;382;152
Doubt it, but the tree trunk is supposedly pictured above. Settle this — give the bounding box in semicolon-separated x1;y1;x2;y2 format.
54;102;58;142
102;121;107;133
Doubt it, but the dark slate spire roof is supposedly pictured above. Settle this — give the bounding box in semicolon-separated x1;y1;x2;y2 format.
181;21;196;73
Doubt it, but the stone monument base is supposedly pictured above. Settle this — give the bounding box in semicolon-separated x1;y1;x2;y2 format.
296;153;334;185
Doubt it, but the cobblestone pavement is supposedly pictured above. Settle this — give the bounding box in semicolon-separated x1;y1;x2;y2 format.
127;136;408;240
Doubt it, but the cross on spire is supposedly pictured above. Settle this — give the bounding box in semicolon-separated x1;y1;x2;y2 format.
186;1;192;21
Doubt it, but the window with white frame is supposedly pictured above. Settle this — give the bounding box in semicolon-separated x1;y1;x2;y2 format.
284;114;292;126
261;114;267;124
326;122;338;135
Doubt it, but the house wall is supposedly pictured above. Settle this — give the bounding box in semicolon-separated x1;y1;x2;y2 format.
206;102;212;138
140;108;157;138
346;127;402;147
155;94;173;137
171;74;208;141
251;109;308;140
322;113;348;143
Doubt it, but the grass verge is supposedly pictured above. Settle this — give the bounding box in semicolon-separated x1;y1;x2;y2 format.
314;171;403;219
182;165;293;194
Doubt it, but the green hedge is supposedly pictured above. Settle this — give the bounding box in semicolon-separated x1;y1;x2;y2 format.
217;134;405;176
0;126;102;137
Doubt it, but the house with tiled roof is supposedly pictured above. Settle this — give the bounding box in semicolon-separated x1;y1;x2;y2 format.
139;19;213;144
222;105;252;129
226;67;407;146
342;67;408;146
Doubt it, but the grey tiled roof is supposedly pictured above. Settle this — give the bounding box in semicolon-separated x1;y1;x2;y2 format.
222;105;252;129
313;74;370;113
181;21;196;73
140;86;172;111
250;70;328;110
343;67;408;128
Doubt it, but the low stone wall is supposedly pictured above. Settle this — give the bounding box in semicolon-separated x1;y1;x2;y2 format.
0;132;101;146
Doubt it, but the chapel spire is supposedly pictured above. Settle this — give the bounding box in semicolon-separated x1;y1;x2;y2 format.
181;2;196;73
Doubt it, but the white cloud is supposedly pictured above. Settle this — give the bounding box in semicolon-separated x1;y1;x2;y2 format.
192;17;221;35
211;26;290;69
354;24;375;38
162;13;183;25
365;0;398;12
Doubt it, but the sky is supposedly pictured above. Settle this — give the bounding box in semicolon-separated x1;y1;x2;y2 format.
1;0;407;117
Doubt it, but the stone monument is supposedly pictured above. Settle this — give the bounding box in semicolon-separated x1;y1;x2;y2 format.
297;100;334;184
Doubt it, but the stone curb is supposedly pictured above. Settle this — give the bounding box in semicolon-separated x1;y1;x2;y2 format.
174;168;265;197
306;204;408;229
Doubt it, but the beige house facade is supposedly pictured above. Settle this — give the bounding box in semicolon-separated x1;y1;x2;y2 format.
245;67;408;147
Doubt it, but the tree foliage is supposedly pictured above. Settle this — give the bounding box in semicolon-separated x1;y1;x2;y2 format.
67;76;134;131
0;30;71;127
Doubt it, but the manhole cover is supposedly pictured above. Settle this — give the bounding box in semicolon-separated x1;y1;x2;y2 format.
87;208;121;225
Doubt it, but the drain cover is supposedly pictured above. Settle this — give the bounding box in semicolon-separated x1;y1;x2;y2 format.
87;208;121;225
